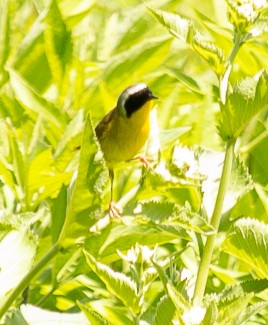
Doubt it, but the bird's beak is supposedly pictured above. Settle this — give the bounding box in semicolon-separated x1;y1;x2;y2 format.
150;93;158;100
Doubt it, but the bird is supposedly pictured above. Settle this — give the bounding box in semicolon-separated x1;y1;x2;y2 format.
95;83;158;218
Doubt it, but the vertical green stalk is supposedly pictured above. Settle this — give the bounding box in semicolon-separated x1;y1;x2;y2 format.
193;140;234;305
193;32;244;306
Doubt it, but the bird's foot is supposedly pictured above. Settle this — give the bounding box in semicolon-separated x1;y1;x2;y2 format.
109;201;122;219
137;154;154;170
128;154;154;170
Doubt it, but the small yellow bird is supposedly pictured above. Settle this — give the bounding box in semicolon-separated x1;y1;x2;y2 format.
95;83;158;217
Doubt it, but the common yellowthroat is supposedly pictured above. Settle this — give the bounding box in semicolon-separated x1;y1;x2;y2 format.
95;83;158;217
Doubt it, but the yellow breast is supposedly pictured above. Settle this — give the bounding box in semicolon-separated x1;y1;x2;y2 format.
99;101;153;167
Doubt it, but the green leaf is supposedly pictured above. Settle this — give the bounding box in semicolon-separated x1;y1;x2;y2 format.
201;302;218;325
8;124;26;201
147;6;193;42
217;293;253;325
235;301;268;325
103;35;172;87
0;0;9;87
19;304;88;325
60;114;109;246
159;127;192;150
44;0;72;87
218;70;268;141
84;251;141;315
9;70;66;129
59;0;96;28
27;148;71;208
172;147;252;217
78;301;111;325
166;282;190;313
139;201;175;223
205;280;265;324
0;228;37;301
87;223;178;263
164;67;203;95
153;295;175;325
226;0;264;34
148;6;225;75
249;17;268;38
51;186;68;244
224;217;268;278
192;32;225;75
137;201;214;235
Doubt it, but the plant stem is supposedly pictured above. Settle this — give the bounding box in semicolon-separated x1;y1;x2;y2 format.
0;242;60;319
193;139;234;305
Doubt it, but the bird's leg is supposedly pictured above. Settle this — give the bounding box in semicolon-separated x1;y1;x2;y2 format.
108;169;121;218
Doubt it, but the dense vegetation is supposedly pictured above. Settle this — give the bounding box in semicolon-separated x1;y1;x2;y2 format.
0;0;268;324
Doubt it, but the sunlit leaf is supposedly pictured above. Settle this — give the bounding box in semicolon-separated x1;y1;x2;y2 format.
9;70;66;129
78;302;111;325
224;217;268;278
61;114;109;246
148;6;225;75
192;33;225;75
44;0;72;87
27;148;70;208
84;251;141;315
217;293;253;325
218;70;268;141
172;146;252;218
0;0;9;87
0;228;37;301
153;295;175;325
18;304;88;325
147;6;193;42
166;282;190;312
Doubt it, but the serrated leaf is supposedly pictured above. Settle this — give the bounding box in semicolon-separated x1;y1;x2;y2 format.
148;6;225;75
224;217;268;278
193;33;225;75
249;17;268;37
60;114;109;246
201;302;218;325
218;293;253;325
87;223;178;263
141;202;214;235
147;6;193;42
173;206;215;235
139;201;175;223
78;301;111;325
235;301;268;325
218;70;268;141
206;279;268;305
166;282;190;312
153;295;175;325
84;251;141;315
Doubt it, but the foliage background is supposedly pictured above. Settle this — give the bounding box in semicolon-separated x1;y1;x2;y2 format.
1;0;268;324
